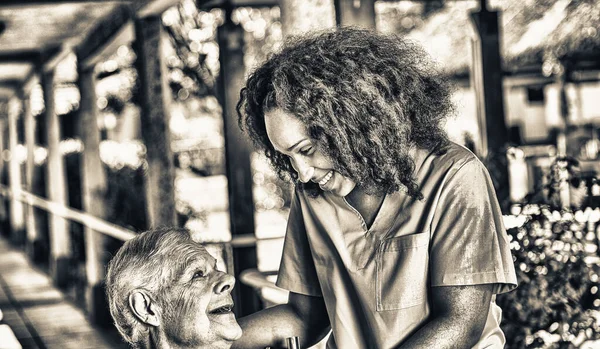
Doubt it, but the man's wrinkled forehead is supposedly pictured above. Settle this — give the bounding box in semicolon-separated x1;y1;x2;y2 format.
166;242;215;279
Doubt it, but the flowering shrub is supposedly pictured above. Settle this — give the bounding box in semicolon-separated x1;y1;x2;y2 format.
498;205;600;348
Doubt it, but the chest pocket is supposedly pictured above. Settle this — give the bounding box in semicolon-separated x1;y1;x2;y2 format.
376;231;430;311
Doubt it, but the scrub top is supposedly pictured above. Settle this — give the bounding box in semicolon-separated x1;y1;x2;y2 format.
275;142;518;349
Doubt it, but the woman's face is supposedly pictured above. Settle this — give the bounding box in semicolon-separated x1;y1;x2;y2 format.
264;108;356;197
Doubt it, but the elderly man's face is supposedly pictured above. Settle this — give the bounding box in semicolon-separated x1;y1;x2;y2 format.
161;243;242;348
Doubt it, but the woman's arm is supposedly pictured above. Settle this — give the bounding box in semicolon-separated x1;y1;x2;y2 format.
232;292;330;349
398;284;494;348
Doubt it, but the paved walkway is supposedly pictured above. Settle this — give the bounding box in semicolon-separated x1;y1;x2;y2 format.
0;237;128;349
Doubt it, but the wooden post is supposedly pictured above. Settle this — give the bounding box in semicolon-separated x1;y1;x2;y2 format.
218;9;261;317
133;16;177;228
41;69;71;288
334;0;376;28
7;96;25;245
0;112;8;232
470;0;510;211
76;62;112;326
23;86;44;263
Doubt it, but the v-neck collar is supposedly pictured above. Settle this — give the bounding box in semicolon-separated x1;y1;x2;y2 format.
320;190;402;271
340;192;389;233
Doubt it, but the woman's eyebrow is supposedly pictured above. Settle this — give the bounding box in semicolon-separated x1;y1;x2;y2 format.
286;138;309;152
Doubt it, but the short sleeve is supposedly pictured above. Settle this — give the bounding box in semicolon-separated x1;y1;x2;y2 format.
275;188;323;296
430;158;517;294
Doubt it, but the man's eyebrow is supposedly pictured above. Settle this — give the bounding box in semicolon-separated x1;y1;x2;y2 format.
177;258;203;279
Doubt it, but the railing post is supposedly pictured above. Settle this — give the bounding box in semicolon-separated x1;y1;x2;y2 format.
76;61;112;326
133;16;177;228
217;9;261;317
23;85;45;263
41;69;71;288
334;0;376;29
7;96;25;245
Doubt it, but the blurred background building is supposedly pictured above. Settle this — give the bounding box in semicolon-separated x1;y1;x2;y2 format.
0;0;600;348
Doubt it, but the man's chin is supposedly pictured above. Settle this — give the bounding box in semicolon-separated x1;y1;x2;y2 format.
209;314;243;342
223;321;243;341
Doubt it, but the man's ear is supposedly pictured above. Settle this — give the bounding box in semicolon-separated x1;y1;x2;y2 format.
129;290;161;327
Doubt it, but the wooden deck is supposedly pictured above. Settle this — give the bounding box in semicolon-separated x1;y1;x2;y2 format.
0;237;129;349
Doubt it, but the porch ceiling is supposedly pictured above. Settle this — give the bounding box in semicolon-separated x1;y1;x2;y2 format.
0;0;186;99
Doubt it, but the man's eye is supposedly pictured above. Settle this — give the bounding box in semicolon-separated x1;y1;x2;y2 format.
193;270;206;279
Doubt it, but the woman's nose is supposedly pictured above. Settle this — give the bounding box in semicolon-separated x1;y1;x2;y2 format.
214;273;235;294
292;158;314;183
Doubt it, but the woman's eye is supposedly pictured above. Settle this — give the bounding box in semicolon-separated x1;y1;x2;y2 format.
299;147;313;156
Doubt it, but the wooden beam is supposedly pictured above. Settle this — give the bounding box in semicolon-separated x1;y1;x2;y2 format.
0;51;41;64
132;16;177;227
0;46;61;65
470;5;510;210
7;96;25;245
41;69;72;288
199;0;278;9
0;81;21;90
80;22;135;69
334;0;376;29
217;12;260;317
76;64;112;326
0;0;129;5
75;4;134;65
23;87;46;264
0;120;7;226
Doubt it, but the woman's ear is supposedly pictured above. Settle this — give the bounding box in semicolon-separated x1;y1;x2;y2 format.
129;290;161;327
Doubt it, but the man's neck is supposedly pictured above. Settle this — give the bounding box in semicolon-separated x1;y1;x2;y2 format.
142;329;171;349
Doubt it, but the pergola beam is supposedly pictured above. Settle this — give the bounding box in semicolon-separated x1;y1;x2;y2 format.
0;81;21;90
75;4;134;66
0;0;182;17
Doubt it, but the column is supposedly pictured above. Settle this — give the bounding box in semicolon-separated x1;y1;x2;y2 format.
133;16;177;228
7;96;25;245
41;69;71;288
23;87;44;262
470;0;510;210
0;112;8;232
77;62;112;325
334;0;376;28
218;10;261;316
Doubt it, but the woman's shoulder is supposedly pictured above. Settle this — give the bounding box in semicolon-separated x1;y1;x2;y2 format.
414;141;480;174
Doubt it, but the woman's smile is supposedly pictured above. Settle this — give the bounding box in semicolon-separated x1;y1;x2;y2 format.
316;170;333;186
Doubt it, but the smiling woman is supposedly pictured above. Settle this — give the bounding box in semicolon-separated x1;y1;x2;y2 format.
235;27;518;349
105;227;242;349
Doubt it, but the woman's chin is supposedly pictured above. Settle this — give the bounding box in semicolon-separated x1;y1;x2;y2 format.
334;179;356;197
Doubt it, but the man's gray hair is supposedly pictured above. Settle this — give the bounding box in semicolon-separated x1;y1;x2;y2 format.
106;227;198;347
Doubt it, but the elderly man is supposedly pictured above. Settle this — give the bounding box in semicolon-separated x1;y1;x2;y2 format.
106;227;242;349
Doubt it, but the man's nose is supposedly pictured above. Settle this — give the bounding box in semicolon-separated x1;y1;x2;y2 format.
291;158;314;183
214;273;235;294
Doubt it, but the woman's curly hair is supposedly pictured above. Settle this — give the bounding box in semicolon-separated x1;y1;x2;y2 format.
237;27;455;199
